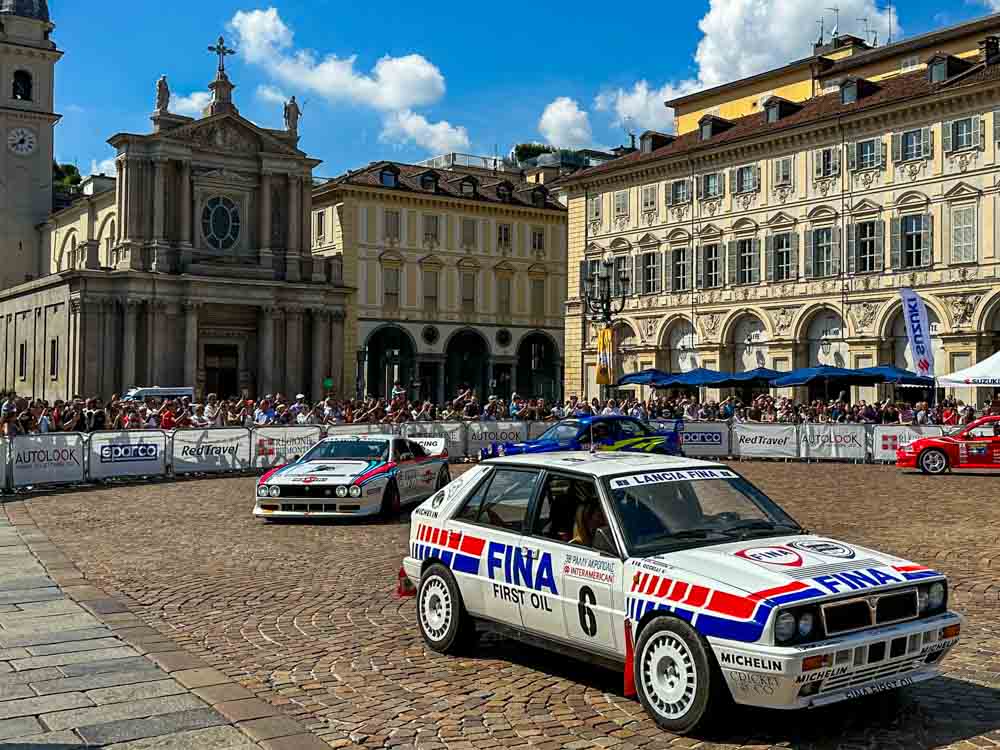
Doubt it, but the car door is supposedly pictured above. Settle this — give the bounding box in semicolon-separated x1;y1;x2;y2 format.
392;438;420;503
407;440;437;499
961;421;1000;467
518;472;625;659
448;467;542;629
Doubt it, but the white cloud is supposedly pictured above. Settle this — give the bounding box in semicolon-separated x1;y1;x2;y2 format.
228;7;462;153
89;157;116;177
256;84;288;105
538;97;593;149
380;110;470;153
172;91;211;117
979;0;1000;10
567;0;901;136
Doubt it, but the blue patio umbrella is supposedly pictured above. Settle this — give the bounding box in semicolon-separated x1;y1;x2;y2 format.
855;366;934;387
768;366;869;388
707;367;781;388
615;369;673;387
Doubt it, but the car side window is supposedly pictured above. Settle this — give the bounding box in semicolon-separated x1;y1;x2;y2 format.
530;474;613;553
456;469;540;533
393;438;411;461
408;441;428;459
617;419;649;439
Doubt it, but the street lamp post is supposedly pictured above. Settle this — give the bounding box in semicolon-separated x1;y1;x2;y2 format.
582;256;630;399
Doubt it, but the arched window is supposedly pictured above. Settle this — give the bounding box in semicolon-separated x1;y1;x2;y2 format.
12;71;32;102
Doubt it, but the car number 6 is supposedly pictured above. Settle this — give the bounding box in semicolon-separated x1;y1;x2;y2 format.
578;586;597;637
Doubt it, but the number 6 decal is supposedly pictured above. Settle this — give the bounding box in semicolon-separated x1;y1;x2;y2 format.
578;585;597;637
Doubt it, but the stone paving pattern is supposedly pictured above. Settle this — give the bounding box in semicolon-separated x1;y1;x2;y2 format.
7;463;1000;749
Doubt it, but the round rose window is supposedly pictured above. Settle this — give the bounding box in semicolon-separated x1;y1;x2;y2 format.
201;196;241;250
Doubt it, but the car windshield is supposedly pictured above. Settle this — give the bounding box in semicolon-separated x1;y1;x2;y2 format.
538;421;582;442
302;440;388;462
605;467;802;555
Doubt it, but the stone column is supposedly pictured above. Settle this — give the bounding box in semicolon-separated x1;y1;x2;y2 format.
301;174;312;255
179;161;193;270
285;306;304;395
311;309;329;401
152;158;166;242
121;299;138;390
257;305;275;397
329;309;345;397
115;158;125;243
68;301;81;398
286;175;301;281
259;172;272;270
183;302;200;389
145;300;161;386
436;362;445;406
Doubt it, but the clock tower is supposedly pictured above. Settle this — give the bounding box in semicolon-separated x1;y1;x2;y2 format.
0;0;59;290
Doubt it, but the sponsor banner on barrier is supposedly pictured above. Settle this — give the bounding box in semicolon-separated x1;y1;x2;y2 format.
12;433;86;488
404;422;465;458
254;427;323;468
872;425;945;462
172;428;252;474
89;431;168;480
681;422;730;457
0;439;7;489
325;424;403;437
466;421;528;457
800;424;867;461
733;423;798;458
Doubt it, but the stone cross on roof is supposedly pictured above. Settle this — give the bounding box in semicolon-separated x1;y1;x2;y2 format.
208;35;236;74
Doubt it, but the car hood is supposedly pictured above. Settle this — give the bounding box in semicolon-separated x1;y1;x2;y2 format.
638;534;940;601
271;459;381;484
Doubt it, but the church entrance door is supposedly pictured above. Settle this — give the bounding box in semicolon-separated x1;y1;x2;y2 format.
204;344;240;399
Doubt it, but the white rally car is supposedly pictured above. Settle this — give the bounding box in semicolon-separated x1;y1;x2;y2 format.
255;434;450;519
400;452;961;734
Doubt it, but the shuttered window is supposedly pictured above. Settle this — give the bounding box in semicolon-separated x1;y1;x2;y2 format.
531;279;545;316
901;129;924;161
461;218;476;248
951;206;976;264
771;233;794;281
497;277;511;315
383;266;400;311
813;228;835;278
640;252;660;294
385;210;400;242
703;244;722;288
423;269;438;311
903;215;928;268
673;249;689;292
461;271;476;313
736;239;759;284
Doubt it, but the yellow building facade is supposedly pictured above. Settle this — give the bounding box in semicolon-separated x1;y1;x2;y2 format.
313;159;567;403
563;20;1000;405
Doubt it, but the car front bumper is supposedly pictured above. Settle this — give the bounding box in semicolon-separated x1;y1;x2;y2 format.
895;450;919;468
710;611;961;709
253;497;380;518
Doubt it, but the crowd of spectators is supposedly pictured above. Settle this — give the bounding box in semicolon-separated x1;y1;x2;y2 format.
0;385;996;436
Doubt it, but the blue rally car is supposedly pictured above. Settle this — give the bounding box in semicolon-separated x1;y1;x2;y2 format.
480;415;682;459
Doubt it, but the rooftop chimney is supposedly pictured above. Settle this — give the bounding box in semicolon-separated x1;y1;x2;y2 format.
981;35;1000;66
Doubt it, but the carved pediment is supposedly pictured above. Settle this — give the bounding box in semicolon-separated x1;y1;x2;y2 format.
766;211;797;226
942;181;981;200
849;198;882;215
167;114;299;156
192;167;258;186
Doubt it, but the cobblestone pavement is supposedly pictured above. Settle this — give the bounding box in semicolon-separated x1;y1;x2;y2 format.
10;463;1000;749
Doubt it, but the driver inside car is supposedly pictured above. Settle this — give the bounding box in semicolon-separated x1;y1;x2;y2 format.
571;483;608;547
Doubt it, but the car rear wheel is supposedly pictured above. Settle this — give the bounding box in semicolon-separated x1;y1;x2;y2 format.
380;482;401;519
434;466;451;491
417;563;475;653
919;449;949;475
634;616;722;734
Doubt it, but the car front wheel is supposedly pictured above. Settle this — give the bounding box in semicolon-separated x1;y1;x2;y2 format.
634;616;721;734
380;481;401;518
417;563;475;653
919;449;949;475
434;466;451;490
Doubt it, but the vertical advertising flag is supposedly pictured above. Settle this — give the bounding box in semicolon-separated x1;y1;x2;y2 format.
899;288;935;378
596;327;613;385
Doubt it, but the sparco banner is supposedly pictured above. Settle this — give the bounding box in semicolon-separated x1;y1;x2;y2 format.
404;422;466;459
466;421;528;457
171;428;252;474
89;431;168;480
799;424;867;461
733;424;798;458
680;422;731;457
12;433;86;488
254;426;323;468
872;425;945;462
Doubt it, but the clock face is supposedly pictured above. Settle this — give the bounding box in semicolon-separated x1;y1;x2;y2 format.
7;127;36;156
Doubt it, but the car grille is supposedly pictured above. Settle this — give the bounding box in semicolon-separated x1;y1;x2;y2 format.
275;485;345;500
277;503;360;513
821;589;918;637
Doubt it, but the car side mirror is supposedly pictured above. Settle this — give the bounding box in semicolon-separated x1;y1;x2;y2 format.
399;453;413;462
592;527;618;556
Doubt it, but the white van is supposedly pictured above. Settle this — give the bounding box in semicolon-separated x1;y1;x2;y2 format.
122;387;194;403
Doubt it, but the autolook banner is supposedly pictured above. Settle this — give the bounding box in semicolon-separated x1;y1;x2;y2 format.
12;433;86;488
799;424;867;460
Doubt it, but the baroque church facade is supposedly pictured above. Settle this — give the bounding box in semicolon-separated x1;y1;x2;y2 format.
0;1;350;401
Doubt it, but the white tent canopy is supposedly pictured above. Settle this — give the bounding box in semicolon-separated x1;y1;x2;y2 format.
938;350;1000;387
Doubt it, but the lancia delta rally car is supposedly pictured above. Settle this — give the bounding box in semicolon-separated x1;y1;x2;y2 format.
480;416;682;460
254;434;450;519
400;452;961;733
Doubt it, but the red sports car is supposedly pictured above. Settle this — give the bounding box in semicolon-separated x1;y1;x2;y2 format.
897;415;1000;474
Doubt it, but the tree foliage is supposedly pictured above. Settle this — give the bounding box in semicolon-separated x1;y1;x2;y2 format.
52;161;82;188
513;143;555;163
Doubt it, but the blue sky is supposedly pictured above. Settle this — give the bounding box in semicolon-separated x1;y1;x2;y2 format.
52;0;998;179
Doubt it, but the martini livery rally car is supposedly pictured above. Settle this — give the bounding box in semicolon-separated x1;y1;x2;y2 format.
480;416;681;460
897;415;1000;474
255;434;450;519
400;452;961;733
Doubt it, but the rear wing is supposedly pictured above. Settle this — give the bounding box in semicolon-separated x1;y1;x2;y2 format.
411;437;448;457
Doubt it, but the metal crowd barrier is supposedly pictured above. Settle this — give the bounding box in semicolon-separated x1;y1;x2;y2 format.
0;421;959;494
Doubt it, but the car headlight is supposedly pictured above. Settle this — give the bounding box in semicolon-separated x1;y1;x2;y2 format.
349;485;362;498
268;485;281;498
257;485;269;498
797;612;815;638
927;582;946;611
775;612;797;643
336;486;348;498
